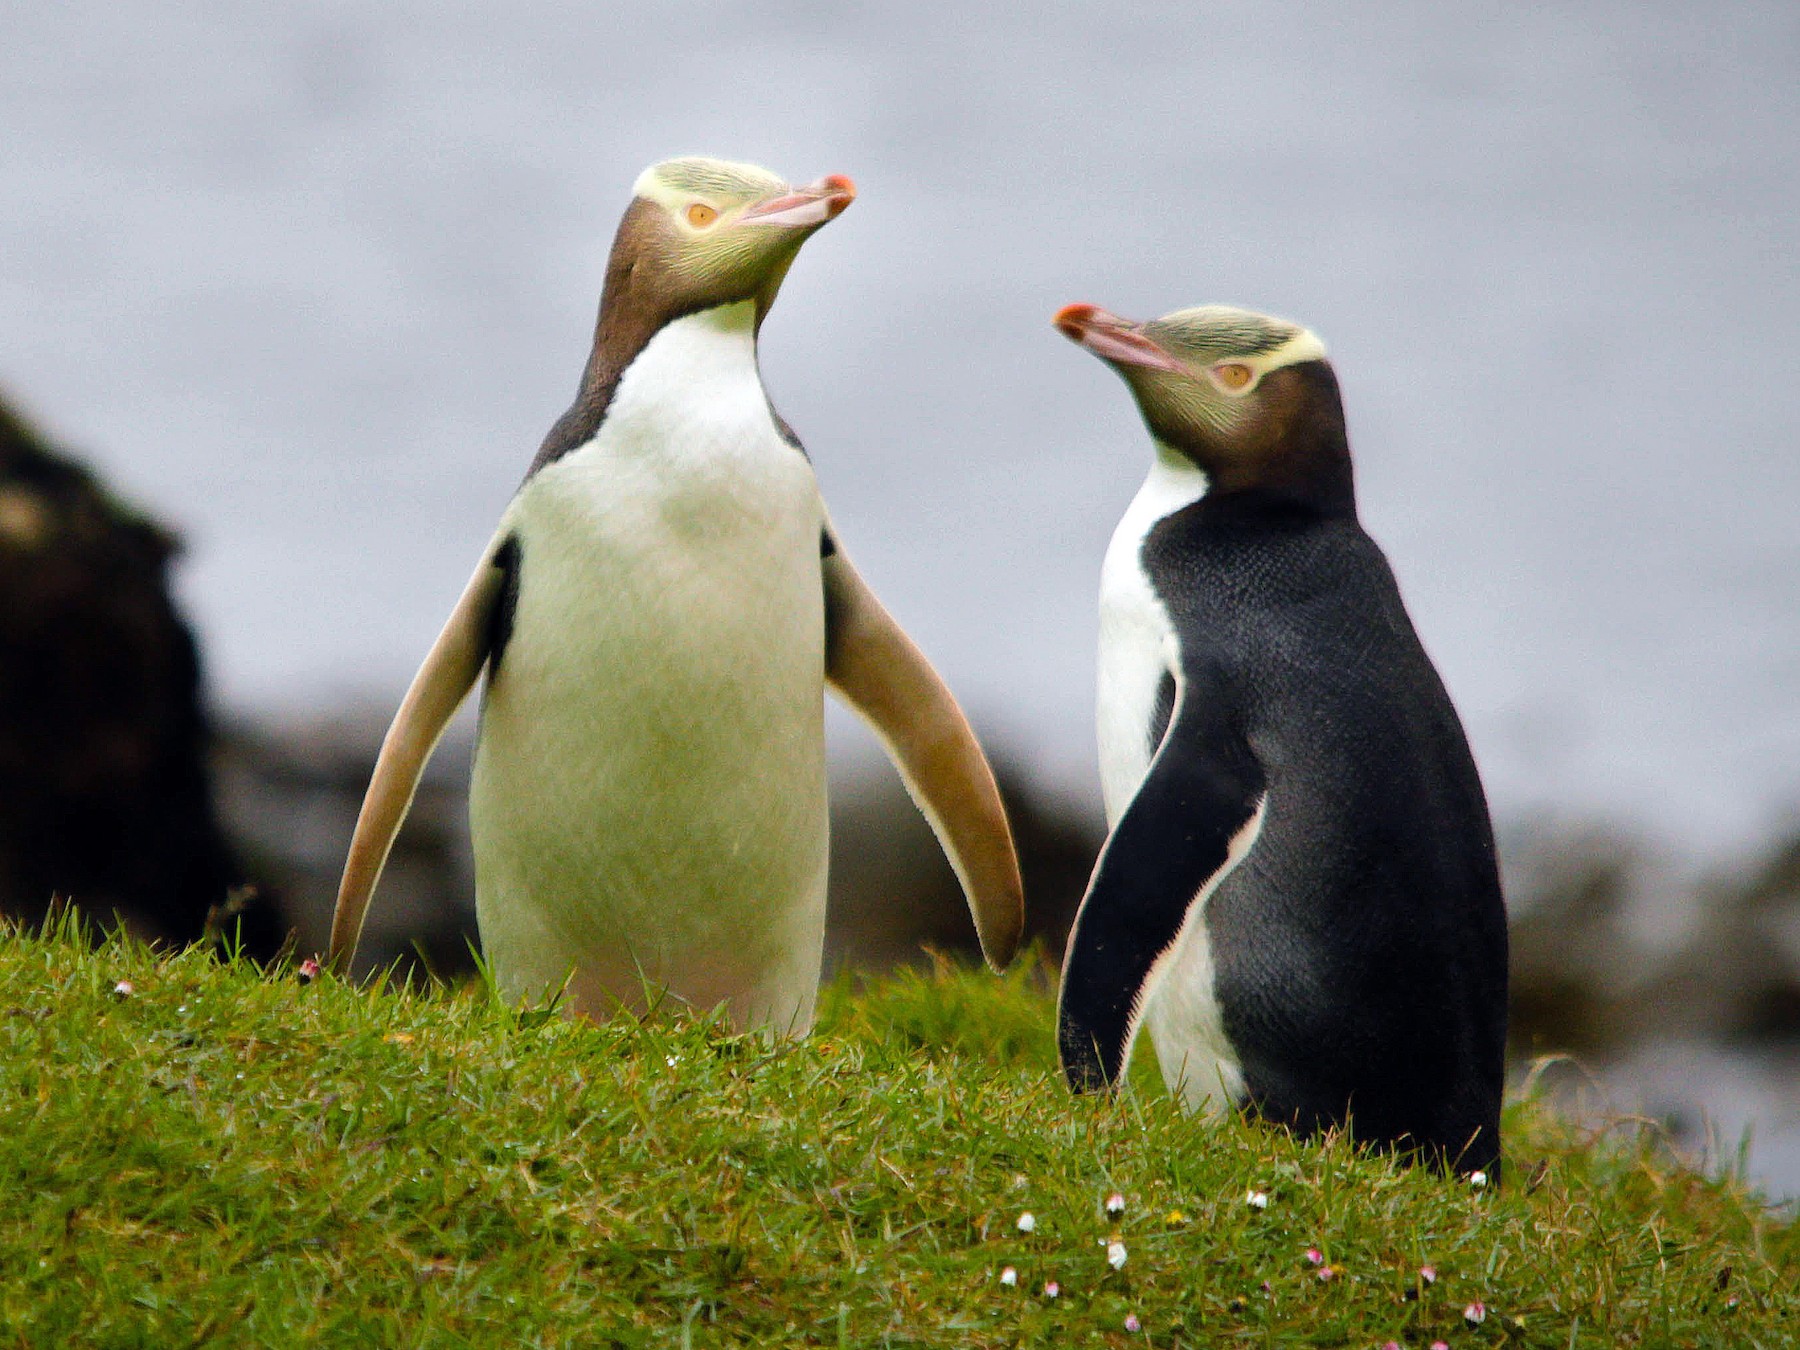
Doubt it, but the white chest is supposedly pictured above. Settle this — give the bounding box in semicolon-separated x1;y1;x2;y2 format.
521;301;818;550
468;302;831;1028
498;302;825;654
488;297;827;752
1095;449;1209;825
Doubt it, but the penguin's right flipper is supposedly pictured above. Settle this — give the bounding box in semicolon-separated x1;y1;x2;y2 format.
821;539;1025;971
327;545;510;970
1057;663;1265;1093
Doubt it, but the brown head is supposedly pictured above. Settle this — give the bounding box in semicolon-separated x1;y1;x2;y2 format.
536;156;857;470
1054;303;1354;510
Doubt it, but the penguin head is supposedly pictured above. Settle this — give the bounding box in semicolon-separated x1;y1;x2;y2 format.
609;157;857;325
1055;303;1351;501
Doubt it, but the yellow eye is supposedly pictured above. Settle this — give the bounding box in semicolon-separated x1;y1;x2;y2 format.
686;203;718;228
1214;362;1254;391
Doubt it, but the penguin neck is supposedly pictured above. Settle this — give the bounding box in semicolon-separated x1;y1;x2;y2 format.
1109;441;1212;552
614;301;761;414
1156;429;1358;523
1137;440;1213;519
532;300;763;472
593;302;772;460
606;298;762;407
608;300;763;412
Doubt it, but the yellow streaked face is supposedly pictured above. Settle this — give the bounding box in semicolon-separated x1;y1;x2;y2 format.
1055;302;1329;446
630;157;856;304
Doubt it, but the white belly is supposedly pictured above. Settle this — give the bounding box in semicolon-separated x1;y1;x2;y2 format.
468;303;830;1034
1139;800;1265;1113
1094;447;1247;1110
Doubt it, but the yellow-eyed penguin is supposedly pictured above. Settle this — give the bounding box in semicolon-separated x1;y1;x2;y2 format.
1052;302;1507;1172
329;158;1024;1033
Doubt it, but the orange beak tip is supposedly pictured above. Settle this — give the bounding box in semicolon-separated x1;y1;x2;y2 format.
819;173;856;218
1054;302;1097;339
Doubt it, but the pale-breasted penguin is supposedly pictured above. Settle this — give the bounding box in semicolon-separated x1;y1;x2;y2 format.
329;158;1024;1032
1052;302;1507;1172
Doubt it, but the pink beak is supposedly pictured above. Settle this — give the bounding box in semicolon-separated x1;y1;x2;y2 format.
1053;303;1184;372
740;174;857;228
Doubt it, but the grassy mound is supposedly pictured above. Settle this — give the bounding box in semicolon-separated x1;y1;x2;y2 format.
0;920;1792;1346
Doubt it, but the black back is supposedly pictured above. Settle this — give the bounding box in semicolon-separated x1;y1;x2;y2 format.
1147;489;1508;1170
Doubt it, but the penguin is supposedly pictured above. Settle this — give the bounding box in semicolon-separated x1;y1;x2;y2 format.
328;157;1023;1033
1051;302;1507;1172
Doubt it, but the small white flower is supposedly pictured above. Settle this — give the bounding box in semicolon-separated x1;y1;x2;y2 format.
1042;1280;1059;1298
111;980;135;998
1463;1302;1487;1325
1469;1169;1489;1189
665;1055;679;1068
1105;1191;1125;1217
1246;1189;1269;1209
1107;1240;1128;1270
1016;1212;1036;1234
998;1265;1018;1287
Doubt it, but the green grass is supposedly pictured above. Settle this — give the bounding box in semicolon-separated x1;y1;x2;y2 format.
1;918;1793;1347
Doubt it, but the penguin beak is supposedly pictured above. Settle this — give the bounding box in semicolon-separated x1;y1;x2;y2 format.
740;175;857;229
1053;303;1184;373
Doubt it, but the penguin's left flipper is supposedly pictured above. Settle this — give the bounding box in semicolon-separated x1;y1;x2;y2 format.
821;538;1025;971
328;546;510;970
1057;663;1265;1093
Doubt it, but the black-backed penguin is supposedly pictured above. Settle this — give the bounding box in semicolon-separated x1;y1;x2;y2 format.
329;158;1024;1033
1051;302;1507;1172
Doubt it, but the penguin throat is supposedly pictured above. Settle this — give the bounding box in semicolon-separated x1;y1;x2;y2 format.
686;298;759;337
592;302;770;458
528;299;763;478
626;301;761;397
1143;440;1212;513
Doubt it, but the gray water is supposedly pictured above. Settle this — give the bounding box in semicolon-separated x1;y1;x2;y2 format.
4;2;1799;1185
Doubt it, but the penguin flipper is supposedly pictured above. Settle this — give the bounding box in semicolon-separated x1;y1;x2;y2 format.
1057;664;1265;1093
821;543;1024;971
328;549;508;970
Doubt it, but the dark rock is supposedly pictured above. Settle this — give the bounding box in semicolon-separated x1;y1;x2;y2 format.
0;392;274;953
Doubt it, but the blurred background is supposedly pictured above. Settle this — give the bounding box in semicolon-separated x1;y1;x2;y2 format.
2;3;1796;1192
